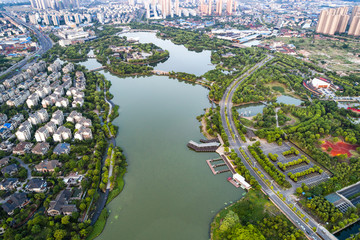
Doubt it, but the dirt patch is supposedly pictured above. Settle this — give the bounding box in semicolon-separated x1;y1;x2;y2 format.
321;140;358;157
283;113;299;126
201;108;217;140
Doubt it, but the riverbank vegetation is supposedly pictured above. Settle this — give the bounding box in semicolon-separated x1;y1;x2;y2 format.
199;107;230;147
211;190;305;240
86;208;109;240
128;22;231;52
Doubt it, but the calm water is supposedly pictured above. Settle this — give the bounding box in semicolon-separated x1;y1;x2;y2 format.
118;32;215;75
80;32;244;240
336;220;360;239
236;95;303;117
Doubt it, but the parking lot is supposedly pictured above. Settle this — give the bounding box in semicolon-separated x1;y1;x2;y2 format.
260;141;330;186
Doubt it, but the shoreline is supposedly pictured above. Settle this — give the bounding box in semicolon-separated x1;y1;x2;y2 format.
87;71;126;239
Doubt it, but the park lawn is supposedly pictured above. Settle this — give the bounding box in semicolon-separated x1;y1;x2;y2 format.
106;169;126;205
284;113;300;126
240;117;254;127
272;86;285;93
265;82;290;93
264;81;303;99
86;208;109;240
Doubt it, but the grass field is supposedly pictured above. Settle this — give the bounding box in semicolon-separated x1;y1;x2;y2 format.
266;37;360;75
87;208;109;240
240;117;254;127
106;170;126;205
272;86;285;93
264;81;303;98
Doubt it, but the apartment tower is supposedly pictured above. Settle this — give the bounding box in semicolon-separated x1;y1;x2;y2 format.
349;6;360;36
216;0;222;15
316;7;350;35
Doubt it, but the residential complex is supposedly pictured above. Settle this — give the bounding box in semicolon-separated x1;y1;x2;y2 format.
317;5;360;36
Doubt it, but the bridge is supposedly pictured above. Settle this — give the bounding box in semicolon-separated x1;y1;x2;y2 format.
129;29;158;33
152;70;169;75
89;66;107;72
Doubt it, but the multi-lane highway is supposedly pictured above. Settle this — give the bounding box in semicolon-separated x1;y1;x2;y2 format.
0;11;53;79
219;55;337;240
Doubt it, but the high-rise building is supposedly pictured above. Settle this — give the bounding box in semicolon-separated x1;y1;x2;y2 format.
43;14;51;25
97;13;105;24
216;0;222;16
351;6;360;21
52;15;60;26
30;0;79;10
208;0;212;15
226;0;233;15
29;0;38;9
199;0;208;15
64;14;73;25
74;14;82;24
29;14;38;25
160;0;171;18
316;7;350;35
349;6;360;36
175;0;180;16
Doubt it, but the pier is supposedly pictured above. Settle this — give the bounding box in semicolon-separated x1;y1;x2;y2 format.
187;140;220;152
208;158;222;162
228;177;241;188
200;138;219;143
213;163;226;168
206;159;230;175
220;154;236;174
206;160;218;175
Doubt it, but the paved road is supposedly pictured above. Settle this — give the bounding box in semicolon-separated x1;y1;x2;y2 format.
89;82;117;224
11;156;31;180
106;149;114;190
219;56;337;240
0;11;53;80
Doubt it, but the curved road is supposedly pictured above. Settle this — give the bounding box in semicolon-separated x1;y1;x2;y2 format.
0;11;53;79
219;56;337;240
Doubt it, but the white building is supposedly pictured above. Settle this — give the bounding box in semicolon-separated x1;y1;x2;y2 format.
51;110;64;126
53;126;72;142
35;126;50;142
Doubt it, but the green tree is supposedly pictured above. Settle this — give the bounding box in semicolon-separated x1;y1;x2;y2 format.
54;229;67;240
296;187;303;194
219;210;240;232
227;224;266;240
61;215;70;225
